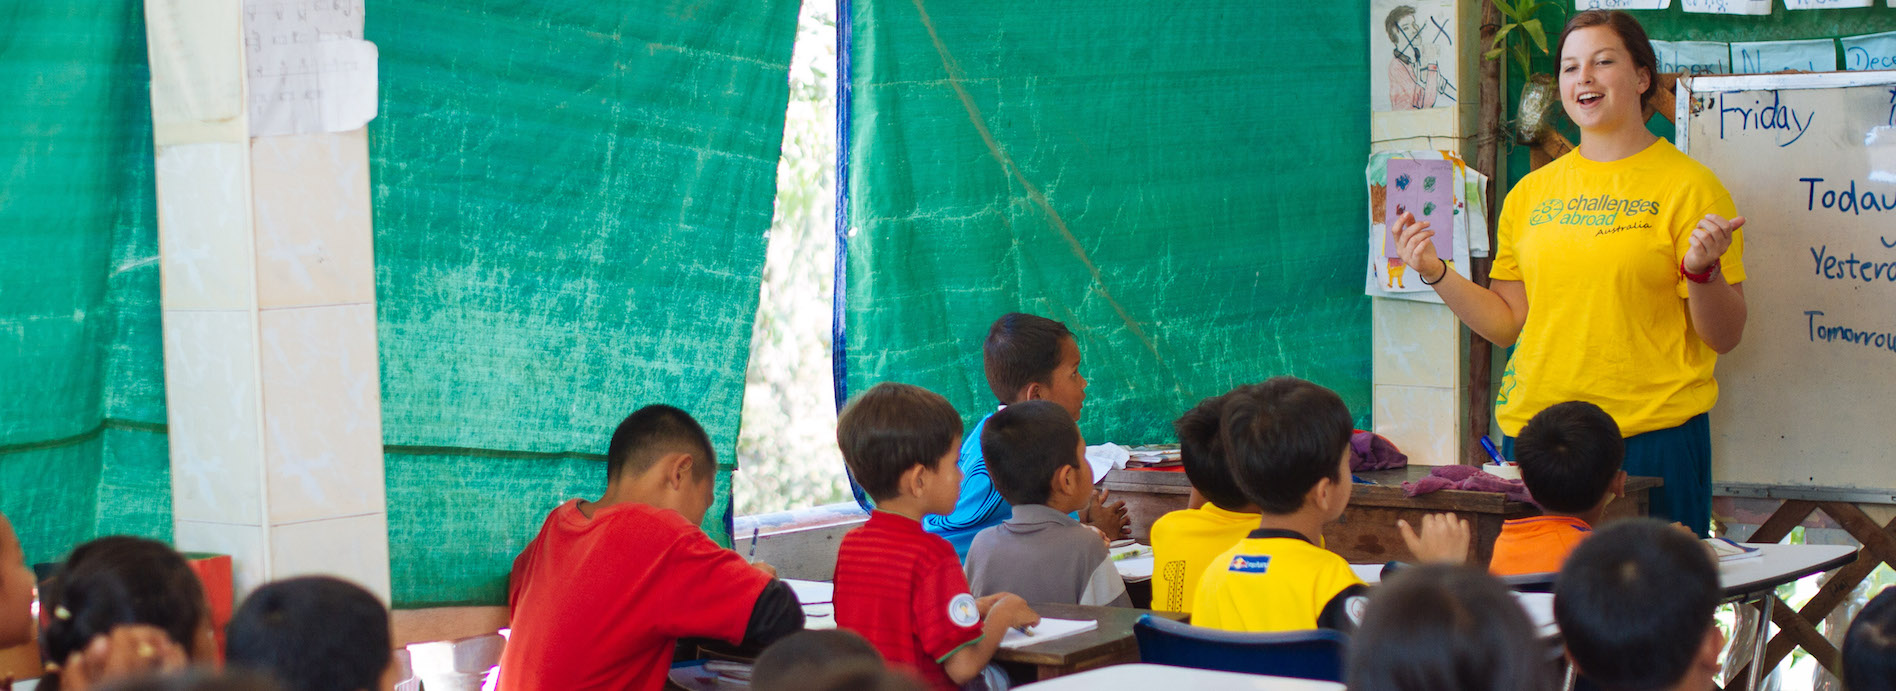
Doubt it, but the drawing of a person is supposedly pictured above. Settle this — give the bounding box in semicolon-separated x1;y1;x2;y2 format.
1386;6;1444;110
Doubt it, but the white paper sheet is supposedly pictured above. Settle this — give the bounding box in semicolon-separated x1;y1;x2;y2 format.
1681;0;1773;14
1843;31;1896;71
1733;39;1841;74
1577;0;1670;9
244;0;378;136
1000;617;1099;649
1653;40;1734;75
1784;0;1872;8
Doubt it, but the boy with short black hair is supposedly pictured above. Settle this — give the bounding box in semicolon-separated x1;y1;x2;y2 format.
964;401;1130;607
1491;400;1628;576
1149;388;1262;613
499;405;803;691
1193;377;1469;633
1555;519;1724;691
834;383;1039;691
925;313;1127;558
226;576;394;691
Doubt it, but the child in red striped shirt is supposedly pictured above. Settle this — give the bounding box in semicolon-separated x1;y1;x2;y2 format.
833;383;1039;691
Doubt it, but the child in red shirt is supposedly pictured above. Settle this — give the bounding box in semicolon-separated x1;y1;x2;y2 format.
499;405;803;691
833;383;1039;691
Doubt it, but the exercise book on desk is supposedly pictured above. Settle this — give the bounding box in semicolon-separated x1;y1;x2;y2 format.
1000;618;1098;649
1111;543;1155;582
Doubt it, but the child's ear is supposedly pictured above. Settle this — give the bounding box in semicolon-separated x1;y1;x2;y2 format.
1611;470;1628;498
1695;623;1726;681
666;453;697;488
1018;382;1043;402
901;464;929;499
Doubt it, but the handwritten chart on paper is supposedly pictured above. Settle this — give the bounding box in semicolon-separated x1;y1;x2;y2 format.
244;0;378;137
1382;159;1455;260
1680;72;1896;495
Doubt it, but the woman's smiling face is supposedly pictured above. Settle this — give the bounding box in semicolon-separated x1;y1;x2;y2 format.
1559;25;1650;133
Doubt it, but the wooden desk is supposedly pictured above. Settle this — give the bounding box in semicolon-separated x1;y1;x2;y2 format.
1102;466;1661;566
1018;663;1344;690
995;603;1187;682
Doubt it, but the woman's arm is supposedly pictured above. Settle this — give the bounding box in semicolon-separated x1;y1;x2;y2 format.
1683;214;1748;353
1393;213;1530;346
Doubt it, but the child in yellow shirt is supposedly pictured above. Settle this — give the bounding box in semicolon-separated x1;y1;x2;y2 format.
1150;388;1260;613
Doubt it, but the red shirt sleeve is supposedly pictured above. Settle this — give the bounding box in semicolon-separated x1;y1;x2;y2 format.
911;548;983;662
507;533;540;614
653;527;774;644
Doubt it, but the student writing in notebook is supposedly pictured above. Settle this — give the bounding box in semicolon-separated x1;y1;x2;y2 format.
498;406;803;691
964;401;1130;608
833;383;1038;691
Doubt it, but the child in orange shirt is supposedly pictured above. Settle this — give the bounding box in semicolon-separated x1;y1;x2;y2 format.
1490;401;1626;576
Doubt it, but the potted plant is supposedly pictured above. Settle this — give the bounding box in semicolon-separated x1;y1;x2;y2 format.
1485;0;1561;143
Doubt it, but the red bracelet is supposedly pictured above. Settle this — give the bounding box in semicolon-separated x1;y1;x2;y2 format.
1681;260;1719;284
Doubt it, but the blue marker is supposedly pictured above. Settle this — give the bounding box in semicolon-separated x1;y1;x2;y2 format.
1478;436;1508;466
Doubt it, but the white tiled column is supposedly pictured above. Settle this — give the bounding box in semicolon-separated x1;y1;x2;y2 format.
1368;0;1485;467
148;0;389;601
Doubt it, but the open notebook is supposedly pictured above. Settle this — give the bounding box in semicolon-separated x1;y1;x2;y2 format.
999;617;1098;649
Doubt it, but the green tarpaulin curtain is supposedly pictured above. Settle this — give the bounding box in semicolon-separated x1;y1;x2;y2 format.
842;1;1376;443
368;0;799;607
0;1;172;567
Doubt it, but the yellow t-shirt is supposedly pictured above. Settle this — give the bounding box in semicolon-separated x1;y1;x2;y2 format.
1190;530;1369;633
1490;139;1747;437
1150;504;1259;613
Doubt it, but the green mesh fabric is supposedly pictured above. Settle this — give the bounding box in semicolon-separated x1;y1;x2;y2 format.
368;0;798;607
843;1;1375;441
0;1;171;566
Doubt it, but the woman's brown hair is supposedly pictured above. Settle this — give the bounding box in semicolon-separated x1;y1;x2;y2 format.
1557;10;1661;113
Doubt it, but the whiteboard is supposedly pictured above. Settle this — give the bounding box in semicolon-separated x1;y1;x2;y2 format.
1678;71;1896;498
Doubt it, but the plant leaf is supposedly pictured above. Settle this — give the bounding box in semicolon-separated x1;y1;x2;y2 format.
1523;18;1548;54
1484;47;1506;62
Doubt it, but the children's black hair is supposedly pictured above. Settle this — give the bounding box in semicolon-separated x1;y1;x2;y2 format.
1175;389;1251;512
95;669;286;691
751;630;885;691
605;404;716;482
1843;586;1896;691
1555;519;1718;691
837;382;964;502
982;401;1083;507
1347;564;1553;691
38;537;209;691
1221;376;1354;515
226;576;390;691
1515;401;1624;514
982;313;1073;405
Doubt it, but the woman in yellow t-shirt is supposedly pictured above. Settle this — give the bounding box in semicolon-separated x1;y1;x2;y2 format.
1391;10;1748;536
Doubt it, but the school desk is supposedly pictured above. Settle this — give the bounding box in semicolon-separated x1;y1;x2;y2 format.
1101;466;1662;565
1016;662;1345;690
994;603;1189;682
1717;544;1857;691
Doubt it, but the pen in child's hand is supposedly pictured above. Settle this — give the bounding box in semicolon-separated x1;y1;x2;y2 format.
747;527;759;561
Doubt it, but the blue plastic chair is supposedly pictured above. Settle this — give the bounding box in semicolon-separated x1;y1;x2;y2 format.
1131;614;1349;682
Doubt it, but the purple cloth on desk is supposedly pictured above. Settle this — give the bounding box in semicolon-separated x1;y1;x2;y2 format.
1401;465;1535;505
1349;431;1408;471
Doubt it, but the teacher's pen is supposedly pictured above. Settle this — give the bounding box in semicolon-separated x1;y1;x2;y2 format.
1478;436;1508;466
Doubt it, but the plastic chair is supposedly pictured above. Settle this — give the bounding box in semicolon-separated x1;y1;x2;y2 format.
1131;614;1349;682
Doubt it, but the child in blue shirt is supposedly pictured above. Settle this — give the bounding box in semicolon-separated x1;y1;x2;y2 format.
923;313;1128;557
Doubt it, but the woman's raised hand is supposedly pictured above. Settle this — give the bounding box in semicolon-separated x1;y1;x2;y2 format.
1684;214;1745;275
1391;211;1447;284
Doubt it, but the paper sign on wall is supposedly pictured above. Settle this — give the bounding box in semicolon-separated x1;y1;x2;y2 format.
1733;39;1840;73
1681;0;1773;14
1576;0;1670;8
1653;40;1733;75
1370;0;1459;112
1842;31;1896;71
1784;0;1873;8
244;0;379;137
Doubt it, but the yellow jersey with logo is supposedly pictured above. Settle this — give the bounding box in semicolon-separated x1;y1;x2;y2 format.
1150;504;1259;613
1190;529;1369;633
1490;139;1747;437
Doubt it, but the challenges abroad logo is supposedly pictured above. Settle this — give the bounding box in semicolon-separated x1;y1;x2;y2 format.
1528;194;1660;227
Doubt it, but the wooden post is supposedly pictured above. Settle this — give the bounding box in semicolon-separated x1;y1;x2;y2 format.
1465;0;1502;465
